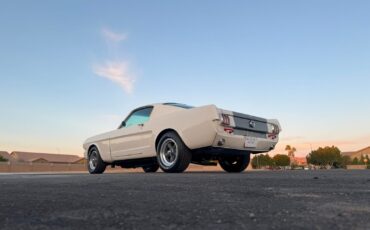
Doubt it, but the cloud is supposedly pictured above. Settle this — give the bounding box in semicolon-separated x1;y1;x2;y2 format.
93;61;135;94
101;28;127;43
94;28;137;94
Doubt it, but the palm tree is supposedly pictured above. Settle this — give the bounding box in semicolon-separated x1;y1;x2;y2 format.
285;145;297;167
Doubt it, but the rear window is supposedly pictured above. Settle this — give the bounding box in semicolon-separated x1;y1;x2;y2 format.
163;103;195;109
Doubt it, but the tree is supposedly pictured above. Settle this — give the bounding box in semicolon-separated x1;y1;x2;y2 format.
251;154;274;169
365;155;370;165
340;155;352;167
0;155;8;162
285;145;297;158
306;146;342;168
359;155;366;164
352;157;359;165
285;145;297;167
365;155;370;169
273;154;290;167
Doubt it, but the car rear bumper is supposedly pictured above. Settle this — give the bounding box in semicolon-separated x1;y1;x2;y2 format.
211;131;279;154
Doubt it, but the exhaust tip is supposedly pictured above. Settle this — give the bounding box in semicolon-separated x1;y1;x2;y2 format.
217;138;226;146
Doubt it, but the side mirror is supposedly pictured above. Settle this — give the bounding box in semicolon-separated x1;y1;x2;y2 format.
119;121;126;129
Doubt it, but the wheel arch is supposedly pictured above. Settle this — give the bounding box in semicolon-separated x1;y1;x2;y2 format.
87;144;98;157
155;129;187;151
86;143;112;164
86;144;105;160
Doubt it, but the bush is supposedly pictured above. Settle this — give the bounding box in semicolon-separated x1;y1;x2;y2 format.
352;157;359;165
251;154;274;169
307;146;342;168
273;154;290;167
0;155;8;162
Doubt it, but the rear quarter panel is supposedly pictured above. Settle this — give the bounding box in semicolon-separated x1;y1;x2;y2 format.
150;105;220;150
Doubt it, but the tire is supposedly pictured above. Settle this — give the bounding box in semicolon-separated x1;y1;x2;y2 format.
143;164;159;173
156;131;192;173
87;146;106;174
219;154;250;173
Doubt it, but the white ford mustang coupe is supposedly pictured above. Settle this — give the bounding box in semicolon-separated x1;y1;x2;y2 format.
83;103;281;174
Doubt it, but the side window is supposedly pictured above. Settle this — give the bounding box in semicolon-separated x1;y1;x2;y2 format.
124;107;153;128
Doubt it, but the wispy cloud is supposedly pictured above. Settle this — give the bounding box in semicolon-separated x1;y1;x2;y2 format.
101;28;127;43
93;28;137;94
93;61;135;94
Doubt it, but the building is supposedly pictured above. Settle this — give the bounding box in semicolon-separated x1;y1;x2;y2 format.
0;151;16;162
10;151;85;164
342;146;370;160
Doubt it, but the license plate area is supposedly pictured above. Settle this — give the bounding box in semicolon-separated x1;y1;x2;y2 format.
244;136;257;148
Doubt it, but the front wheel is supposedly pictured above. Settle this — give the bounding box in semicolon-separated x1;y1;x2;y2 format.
88;146;106;174
219;154;250;173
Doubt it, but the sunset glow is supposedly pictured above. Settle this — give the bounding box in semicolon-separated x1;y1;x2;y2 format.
0;1;369;157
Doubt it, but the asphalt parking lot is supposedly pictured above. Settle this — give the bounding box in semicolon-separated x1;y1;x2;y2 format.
0;170;369;230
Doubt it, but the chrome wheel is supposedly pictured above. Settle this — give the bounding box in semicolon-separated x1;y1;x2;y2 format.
89;151;98;171
156;131;192;173
87;146;106;174
159;138;178;168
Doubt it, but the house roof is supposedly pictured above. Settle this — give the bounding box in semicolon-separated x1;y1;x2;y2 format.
0;151;16;162
341;146;370;159
356;146;370;153
10;151;82;163
73;158;86;164
28;158;49;163
341;152;356;157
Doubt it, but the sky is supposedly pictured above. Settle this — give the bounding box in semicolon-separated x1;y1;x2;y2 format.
0;0;370;157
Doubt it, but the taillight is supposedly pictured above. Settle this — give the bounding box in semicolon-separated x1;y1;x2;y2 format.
221;114;230;126
224;127;234;134
267;123;279;135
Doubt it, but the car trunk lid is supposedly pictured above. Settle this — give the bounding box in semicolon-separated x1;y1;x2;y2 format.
218;109;270;137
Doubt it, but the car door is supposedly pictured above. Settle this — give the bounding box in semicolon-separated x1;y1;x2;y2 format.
109;107;154;160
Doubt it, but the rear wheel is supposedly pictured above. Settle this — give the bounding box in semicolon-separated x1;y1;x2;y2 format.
143;164;159;173
219;154;250;173
156;132;192;173
88;146;106;174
